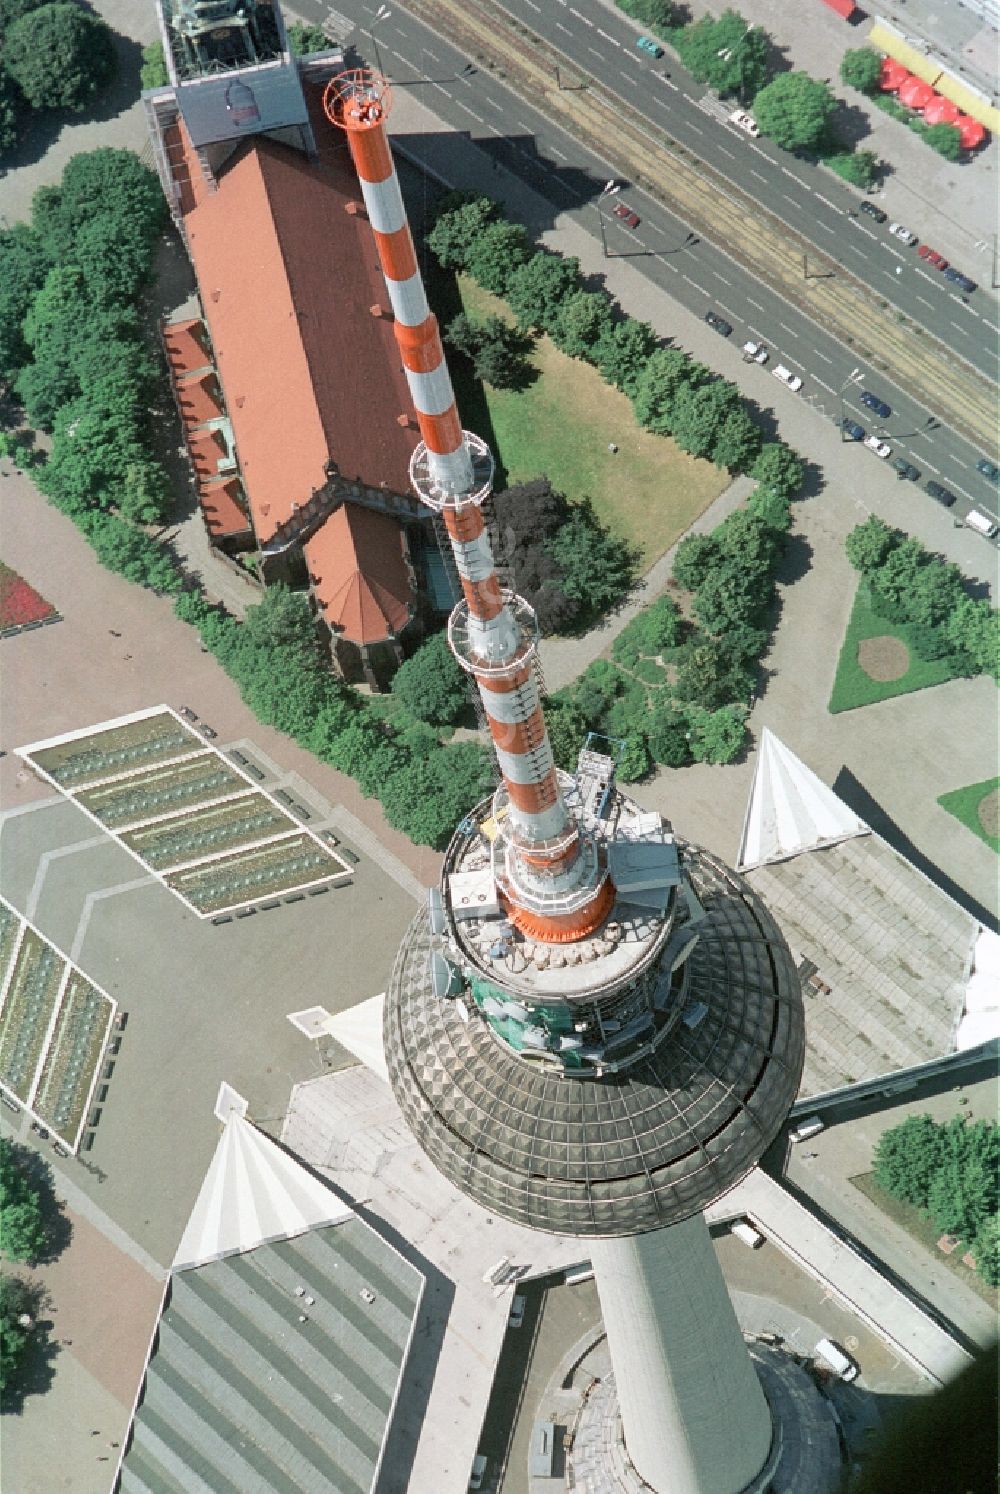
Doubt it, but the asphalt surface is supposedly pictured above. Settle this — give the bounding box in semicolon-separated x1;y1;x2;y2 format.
301;0;1000;527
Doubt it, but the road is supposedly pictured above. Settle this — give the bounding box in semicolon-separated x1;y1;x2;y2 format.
303;0;1000;526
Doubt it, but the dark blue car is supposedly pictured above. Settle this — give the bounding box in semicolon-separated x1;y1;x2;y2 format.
860;391;891;419
841;418;865;441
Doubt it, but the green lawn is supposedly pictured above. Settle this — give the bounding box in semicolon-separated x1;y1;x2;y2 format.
938;777;1000;854
850;1171;996;1305
455;279;728;565
828;582;964;713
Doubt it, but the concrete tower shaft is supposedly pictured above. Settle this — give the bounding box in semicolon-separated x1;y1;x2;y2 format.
325;68;613;942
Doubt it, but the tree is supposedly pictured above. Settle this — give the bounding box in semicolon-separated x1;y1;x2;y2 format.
873;1114;947;1209
543;698;589;772
0;224;50;381
392;631;469;725
616;0;678;30
5;4;116;113
753;72;837;153
674;635;755;708
0;1139;47;1264
463;220;529;296
751;441;804;499
617;734;653;783
79;512;181;595
669;380;744;460
74;214;159;304
139;39;169;87
869;536;929;624
839;48;883;95
427;195;500;271
944;597;999;679
545;506;638;618
0;66;23;156
32;148;165;267
325;717;410;798
0;0;46;34
906;559;965;630
505;251;582;333
0;1275;35;1393
647;699;692;766
549;290;614;362
692;568;767;634
593;316;658;397
286;21;330;55
746;487;791;533
717;508;782;580
674;10;770;100
925;123;961;160
569;660;624;726
443;313;531;391
687;705;748;764
845;515;899;576
631;346;698;434
633;595;682;653
972;1214;1000;1288
672;532;721;592
710;403;762;471
493;478;579;633
380;742;494;847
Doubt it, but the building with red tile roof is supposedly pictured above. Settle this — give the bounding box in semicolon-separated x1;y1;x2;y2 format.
147;42;430;686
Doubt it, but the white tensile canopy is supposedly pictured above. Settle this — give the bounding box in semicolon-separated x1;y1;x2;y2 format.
737;728;869;871
957;927;1000;1049
172;1107;352;1271
326;992;390;1083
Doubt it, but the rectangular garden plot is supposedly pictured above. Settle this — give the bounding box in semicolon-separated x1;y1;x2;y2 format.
165;832;350;915
32;970;115;1149
76;754;248;829
0;900;23;1001
26;710;203;789
0;926;65;1104
120;793;299;870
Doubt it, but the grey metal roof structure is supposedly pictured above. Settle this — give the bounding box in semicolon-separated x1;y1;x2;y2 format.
120;1217;423;1494
746;834;977;1097
385;844;804;1237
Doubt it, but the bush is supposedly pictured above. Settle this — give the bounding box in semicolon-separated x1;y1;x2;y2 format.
140;39;169;88
463;220;530;296
5;4;116;112
924;122;961;160
617;733;653;783
427;195;501;271
0;1139;47;1264
286;21;330;55
824;150;878;188
687;704;748;764
615;0;678;32
672;531;721;592
0;66;23;156
443;312;531;390
839;48;883;95
647;700;692;766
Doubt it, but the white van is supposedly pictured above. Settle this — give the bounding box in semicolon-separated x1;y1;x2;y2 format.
790;1114;825;1142
965;509;999;538
731;1220;765;1249
814;1337;859;1381
468;1454;488;1490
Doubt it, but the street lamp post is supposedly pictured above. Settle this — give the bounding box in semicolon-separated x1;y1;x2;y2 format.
839;366;862;439
596;180;619;261
368;4;391;77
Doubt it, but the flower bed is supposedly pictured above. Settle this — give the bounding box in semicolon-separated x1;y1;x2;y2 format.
32;971;114;1149
121;792;295;869
29;711;202;788
0;901;23;1000
0;562;57;632
166;832;348;914
75;754;246;828
0;928;65;1103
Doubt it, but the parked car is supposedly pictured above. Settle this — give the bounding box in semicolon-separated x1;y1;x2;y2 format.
925;481;956;507
469;1455;488;1491
864;435;891;458
509;1293;526;1328
917;244;949;270
859;201;888;223
860;390;891;418
728;109;760;137
892;457;921;481
612;200;640;228
977;458;1000;483
889;222;918;245
772;364;803;391
704;311;733;336
942;267;977;294
636;35;664;57
841;418;865;441
742;340;769;364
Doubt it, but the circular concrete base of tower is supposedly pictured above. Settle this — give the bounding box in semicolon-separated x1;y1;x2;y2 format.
562;1337;843;1494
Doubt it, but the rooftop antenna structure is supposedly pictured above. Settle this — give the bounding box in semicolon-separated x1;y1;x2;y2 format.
326;69;806;1494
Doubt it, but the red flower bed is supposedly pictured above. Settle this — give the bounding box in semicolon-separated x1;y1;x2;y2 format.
0;562;57;630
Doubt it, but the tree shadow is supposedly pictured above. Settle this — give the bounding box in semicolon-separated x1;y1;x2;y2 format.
4;1139;73;1266
828;98;877;151
0;1280;59;1415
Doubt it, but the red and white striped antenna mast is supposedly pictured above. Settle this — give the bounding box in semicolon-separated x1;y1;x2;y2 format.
324;69;614;942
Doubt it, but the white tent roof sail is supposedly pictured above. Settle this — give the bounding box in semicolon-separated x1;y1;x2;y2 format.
738;729;869;871
326;993;389;1083
173;1110;352;1271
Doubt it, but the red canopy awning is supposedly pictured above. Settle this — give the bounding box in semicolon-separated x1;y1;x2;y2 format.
898;77;935;109
922;95;961;125
879;58;910;92
956;115;987;149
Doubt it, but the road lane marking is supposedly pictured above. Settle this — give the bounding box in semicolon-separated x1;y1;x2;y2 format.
950;454;969;468
779;322;799;337
813;349;832;364
750;168;767;181
596;28;619;45
814;194;837;211
747;298;764;311
569;6;593;23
